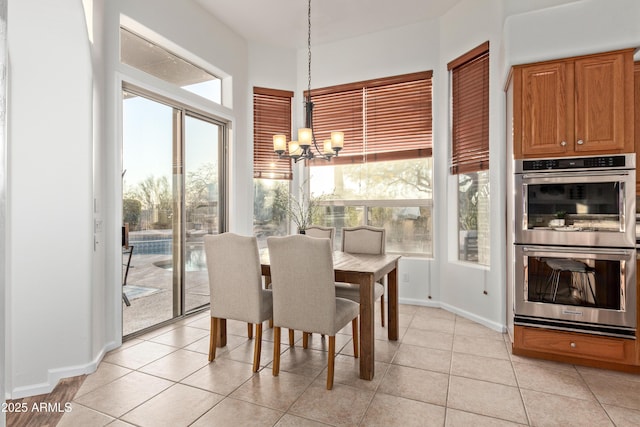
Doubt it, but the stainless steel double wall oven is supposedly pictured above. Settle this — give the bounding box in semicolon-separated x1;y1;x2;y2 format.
513;153;636;338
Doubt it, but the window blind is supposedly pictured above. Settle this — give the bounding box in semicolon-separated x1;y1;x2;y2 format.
448;42;489;175
253;87;294;180
307;71;432;165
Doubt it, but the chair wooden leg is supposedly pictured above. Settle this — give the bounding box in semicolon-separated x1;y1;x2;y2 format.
272;326;281;376
327;336;336;390
252;323;262;373
351;318;359;358
247;322;253;339
288;329;294;346
266;276;273;330
302;332;309;349
208;317;217;362
380;295;385;327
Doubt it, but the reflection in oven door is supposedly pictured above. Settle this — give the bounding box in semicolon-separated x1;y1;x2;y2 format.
514;245;636;337
514;170;636;248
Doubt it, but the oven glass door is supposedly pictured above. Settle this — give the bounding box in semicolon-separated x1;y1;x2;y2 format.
515;170;635;247
514;245;636;334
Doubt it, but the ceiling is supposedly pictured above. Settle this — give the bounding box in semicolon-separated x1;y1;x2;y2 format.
194;0;464;49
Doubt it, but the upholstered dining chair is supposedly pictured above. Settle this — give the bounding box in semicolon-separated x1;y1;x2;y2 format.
304;225;335;249
267;235;359;390
298;226;336;340
335;225;387;326
204;232;273;373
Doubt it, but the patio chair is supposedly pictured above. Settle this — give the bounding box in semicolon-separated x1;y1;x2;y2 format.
122;245;134;307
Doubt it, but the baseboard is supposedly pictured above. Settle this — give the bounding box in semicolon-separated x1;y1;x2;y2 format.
398;297;440;308
440;302;507;333
398;297;506;333
7;339;119;399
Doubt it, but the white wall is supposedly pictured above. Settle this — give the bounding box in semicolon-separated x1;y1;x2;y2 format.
504;0;640;74
0;0;6;420
436;0;507;330
249;43;297;95
6;0;93;397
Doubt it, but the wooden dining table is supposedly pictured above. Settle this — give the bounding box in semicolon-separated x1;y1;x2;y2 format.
264;250;401;380
214;250;400;380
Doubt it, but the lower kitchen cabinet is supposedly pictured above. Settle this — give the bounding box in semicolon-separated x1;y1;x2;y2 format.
513;326;637;368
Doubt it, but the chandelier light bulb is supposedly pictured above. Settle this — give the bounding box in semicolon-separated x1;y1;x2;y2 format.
273;134;287;153
331;132;344;149
288;141;302;157
323;139;333;154
298;128;312;148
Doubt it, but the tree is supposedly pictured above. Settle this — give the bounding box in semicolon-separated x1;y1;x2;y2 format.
128;175;172;229
186;162;217;223
135;175;171;211
123;198;142;230
334;159;432;199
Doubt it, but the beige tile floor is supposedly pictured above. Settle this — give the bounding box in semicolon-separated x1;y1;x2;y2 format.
59;305;640;426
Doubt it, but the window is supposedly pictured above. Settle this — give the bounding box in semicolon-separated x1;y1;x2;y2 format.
253;87;293;180
308;71;432;165
120;27;222;103
448;41;490;265
308;72;433;256
253;87;293;248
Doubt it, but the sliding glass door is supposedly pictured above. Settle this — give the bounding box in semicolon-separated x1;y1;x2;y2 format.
183;114;221;312
122;85;226;336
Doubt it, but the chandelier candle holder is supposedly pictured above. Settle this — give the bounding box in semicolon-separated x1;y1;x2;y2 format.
273;129;343;162
272;0;344;163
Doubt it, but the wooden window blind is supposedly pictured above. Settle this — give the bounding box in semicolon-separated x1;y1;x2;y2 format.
253;87;294;180
448;42;489;175
307;71;432;165
309;88;363;162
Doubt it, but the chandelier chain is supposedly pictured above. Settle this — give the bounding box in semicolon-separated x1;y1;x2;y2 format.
272;0;343;163
307;0;311;95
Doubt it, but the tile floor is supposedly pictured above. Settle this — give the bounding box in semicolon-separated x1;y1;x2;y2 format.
58;305;640;426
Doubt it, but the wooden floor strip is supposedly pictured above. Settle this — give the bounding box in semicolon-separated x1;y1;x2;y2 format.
5;375;86;427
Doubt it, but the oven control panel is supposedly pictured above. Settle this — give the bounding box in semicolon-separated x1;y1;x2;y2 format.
521;155;628;171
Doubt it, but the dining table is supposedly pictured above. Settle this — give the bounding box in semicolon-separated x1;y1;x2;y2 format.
215;249;401;381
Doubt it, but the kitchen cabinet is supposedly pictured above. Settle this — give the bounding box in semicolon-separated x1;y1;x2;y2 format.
635;62;640;194
513;326;639;371
511;49;635;159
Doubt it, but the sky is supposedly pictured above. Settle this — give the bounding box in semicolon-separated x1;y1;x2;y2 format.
122;94;219;194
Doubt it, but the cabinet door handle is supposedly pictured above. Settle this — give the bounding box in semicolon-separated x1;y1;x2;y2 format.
560;141;567;147
577;139;584;145
570;342;576;348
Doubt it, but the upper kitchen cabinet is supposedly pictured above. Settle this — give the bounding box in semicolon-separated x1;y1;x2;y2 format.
511;49;635;159
635;61;640;158
635;61;639;194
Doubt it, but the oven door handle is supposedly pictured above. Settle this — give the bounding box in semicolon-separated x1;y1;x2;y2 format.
521;170;633;180
521;245;635;256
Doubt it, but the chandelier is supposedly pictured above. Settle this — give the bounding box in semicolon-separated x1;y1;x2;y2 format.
272;0;344;163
